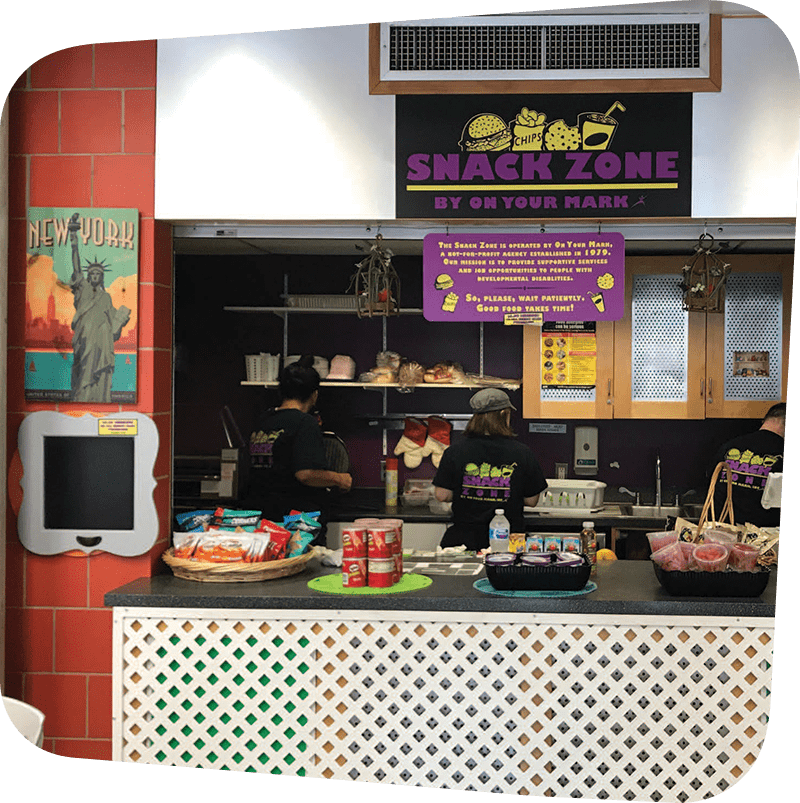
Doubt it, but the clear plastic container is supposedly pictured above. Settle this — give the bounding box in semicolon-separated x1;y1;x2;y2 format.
703;528;739;547
647;530;680;553
728;542;760;572
650;541;690;572
692;543;730;572
485;552;517;567
679;540;698;570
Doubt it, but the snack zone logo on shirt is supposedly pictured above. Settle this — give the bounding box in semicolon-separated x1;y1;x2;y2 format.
722;448;780;489
461;462;517;501
249;428;283;468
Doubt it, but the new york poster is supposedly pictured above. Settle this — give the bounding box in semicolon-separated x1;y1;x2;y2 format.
24;207;139;403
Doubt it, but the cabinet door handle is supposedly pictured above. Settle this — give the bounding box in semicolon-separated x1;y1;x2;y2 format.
700;379;704;397
708;378;713;404
607;379;613;404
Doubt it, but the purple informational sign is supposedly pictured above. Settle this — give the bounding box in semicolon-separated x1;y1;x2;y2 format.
422;232;625;323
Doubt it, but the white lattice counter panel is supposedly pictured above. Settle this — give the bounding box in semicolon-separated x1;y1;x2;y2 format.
113;609;772;801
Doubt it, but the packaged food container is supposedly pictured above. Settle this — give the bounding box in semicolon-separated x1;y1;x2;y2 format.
650;541;690;572
692;543;729;572
702;528;739;546
729;542;760;572
402;479;434;506
525;534;544;552
519;552;551;566
679;540;698;570
508;533;526;553
562;535;582;554
544;535;562;553
647;530;679;553
554;552;584;567
484;552;517;567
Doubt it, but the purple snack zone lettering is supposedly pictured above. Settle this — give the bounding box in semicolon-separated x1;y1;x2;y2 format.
422;232;624;323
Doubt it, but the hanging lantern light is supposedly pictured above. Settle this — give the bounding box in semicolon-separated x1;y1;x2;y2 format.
349;233;400;318
678;233;732;313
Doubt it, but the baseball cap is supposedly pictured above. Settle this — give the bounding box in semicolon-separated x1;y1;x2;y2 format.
469;388;516;413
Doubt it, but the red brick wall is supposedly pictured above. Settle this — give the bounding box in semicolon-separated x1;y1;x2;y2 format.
5;40;172;761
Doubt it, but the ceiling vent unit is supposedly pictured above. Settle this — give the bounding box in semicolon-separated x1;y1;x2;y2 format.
370;14;718;92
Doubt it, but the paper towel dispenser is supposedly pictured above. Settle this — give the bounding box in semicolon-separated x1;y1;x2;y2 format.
574;426;598;476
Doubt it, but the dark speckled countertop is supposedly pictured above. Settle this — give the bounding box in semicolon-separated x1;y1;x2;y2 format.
105;559;777;619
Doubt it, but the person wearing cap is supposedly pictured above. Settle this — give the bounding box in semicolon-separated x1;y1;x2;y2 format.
432;388;548;551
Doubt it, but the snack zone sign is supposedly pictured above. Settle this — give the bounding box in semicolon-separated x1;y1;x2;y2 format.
396;93;692;219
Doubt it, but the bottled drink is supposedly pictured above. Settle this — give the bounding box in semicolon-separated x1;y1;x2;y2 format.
581;521;597;576
489;508;511;552
385;457;398;507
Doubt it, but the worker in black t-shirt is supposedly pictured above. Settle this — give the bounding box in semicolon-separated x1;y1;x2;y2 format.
433;388;548;551
245;357;352;542
708;402;785;527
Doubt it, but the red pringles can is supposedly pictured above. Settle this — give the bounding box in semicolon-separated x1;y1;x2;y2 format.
367;524;396;559
368;558;394;588
341;525;367;559
342;557;367;588
383;518;404;583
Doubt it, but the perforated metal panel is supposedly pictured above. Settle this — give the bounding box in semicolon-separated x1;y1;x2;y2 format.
723;274;782;401
544;24;701;70
631;275;688;402
113;608;773;801
387;21;702;73
541;385;596;403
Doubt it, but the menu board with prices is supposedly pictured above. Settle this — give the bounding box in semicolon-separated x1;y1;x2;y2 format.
541;322;597;390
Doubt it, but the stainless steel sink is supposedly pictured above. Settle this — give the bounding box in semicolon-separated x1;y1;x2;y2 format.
629;505;682;517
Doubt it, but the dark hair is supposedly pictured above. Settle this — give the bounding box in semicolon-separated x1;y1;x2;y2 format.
464;409;516;438
763;402;786;423
279;357;320;402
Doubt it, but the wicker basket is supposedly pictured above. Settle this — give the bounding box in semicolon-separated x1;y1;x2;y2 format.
162;547;318;582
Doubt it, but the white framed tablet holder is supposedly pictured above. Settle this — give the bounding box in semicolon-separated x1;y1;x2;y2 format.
17;411;159;556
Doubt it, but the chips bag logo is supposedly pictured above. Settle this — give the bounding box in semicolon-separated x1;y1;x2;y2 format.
459;101;626;153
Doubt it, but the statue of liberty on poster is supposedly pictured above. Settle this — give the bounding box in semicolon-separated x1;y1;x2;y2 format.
67;212;132;402
24;207;139;403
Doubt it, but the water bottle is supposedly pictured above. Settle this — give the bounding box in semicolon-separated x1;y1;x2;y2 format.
581;521;597;577
489;508;511;552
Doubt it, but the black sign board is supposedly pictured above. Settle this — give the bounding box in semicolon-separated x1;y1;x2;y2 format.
396;94;692;219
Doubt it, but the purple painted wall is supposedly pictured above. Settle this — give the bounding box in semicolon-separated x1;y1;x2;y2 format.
174;253;760;502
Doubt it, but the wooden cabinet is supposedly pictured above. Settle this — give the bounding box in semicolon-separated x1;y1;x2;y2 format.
522;322;615;420
704;254;792;418
613;258;707;419
523;254;792;420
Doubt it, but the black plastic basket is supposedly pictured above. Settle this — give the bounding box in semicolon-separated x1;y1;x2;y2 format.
486;555;592;591
652;562;771;597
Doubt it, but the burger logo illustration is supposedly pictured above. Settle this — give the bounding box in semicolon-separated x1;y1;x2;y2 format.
459;113;513;152
434;273;454;290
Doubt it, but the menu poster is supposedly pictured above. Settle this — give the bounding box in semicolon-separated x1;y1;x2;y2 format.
541;322;597;390
422;232;624;323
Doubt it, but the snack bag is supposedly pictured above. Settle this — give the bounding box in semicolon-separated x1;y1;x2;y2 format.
194;534;255;563
175;509;215;533
286;531;315;558
173;532;201;558
211;507;262;531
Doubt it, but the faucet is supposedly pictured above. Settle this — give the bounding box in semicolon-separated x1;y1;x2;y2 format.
655;451;662;509
619;487;640;504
